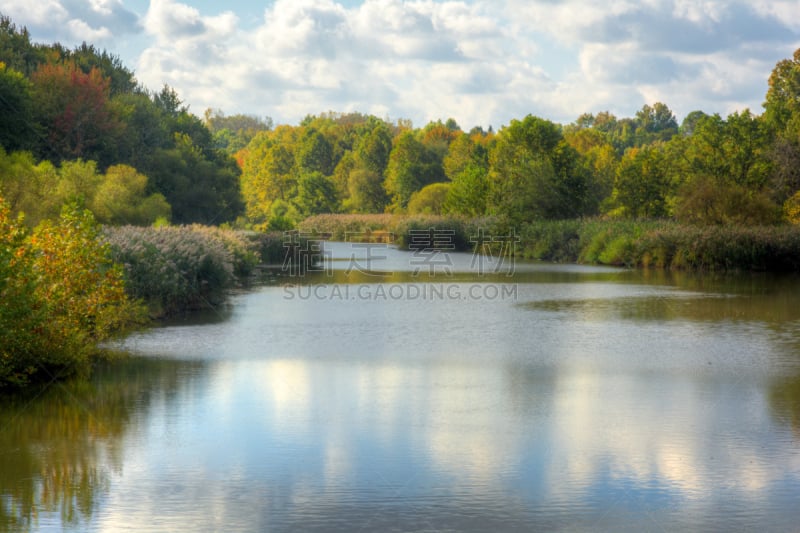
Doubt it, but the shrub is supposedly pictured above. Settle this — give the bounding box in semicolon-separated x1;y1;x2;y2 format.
1;199;143;388
103;225;237;315
298;213;400;241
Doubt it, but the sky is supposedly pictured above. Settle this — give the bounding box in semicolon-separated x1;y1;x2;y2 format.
1;0;800;130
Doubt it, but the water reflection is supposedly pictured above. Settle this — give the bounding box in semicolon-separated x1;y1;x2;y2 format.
523;292;800;323
57;357;800;532
0;358;205;532
4;244;800;531
769;373;800;438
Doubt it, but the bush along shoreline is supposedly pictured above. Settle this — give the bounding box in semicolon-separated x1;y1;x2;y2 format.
0;196;318;390
102;226;316;317
516;219;800;272
1;200;146;389
299;214;800;272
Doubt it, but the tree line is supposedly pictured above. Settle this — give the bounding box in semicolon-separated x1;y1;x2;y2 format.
4;14;800;231
0;16;264;226
239;90;800;230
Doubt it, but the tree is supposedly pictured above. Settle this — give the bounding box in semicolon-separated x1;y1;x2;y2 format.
112;92;170;171
384;131;443;211
354;121;392;175
295;128;334;176
635;102;678;142
611;145;670;218
56;159;103;205
30;61;122;165
488;115;586;223
443;133;488;181
153;84;185;117
408;183;450;215
1;198;141;387
0;62;35;151
331;151;356;201
0;196;43;386
764;48;800;130
148;134;243;224
69;43;136;96
240;131;297;223
444;165;489;216
674;175;779;225
565;128;617;215
296;172;338;216
0;16;45;75
204;108;272;154
680;110;708;136
347;168;387;213
420;119;460;163
91;165;171;225
0;148;60;225
675;111;771;190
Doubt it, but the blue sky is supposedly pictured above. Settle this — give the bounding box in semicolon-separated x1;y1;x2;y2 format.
1;0;799;129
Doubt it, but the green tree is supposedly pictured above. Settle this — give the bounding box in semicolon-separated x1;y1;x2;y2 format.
0;16;45;75
443;133;488;181
91;165;171;225
0;62;35;151
354;120;392;175
295;128;334;176
240;130;297;223
634;102;678;144
408;182;450;215
148;134;243;224
764;48;800;131
680;110;708;136
112;92;169;170
55;159;103;205
204;109;272;154
385;131;443;211
296;171;338;215
444;165;489;216
0;148;60;225
488;115;586;223
611;144;670;218
347;168;387;213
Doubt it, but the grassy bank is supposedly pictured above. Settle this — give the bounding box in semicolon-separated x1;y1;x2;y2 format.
299;214;800;272
517;219;800;271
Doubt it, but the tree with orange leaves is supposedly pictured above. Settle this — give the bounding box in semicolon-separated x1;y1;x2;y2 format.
30;61;122;165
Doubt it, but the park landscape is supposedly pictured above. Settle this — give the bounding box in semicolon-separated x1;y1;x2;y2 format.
2;8;800;531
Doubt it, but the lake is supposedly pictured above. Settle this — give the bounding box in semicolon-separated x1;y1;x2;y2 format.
2;242;800;531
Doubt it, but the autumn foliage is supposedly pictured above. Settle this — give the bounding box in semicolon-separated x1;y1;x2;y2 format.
0;197;143;388
31;62;120;164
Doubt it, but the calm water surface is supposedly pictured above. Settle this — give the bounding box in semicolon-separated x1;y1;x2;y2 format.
2;242;800;531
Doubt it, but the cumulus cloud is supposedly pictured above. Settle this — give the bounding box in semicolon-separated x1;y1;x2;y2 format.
3;0;799;128
0;0;140;45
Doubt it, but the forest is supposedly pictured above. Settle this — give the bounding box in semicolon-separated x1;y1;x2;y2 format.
3;15;800;232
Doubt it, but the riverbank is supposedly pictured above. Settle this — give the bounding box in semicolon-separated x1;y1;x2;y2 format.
299;214;800;272
103;226;315;317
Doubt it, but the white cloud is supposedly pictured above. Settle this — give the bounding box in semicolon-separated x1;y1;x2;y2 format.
3;0;798;128
0;0;140;45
